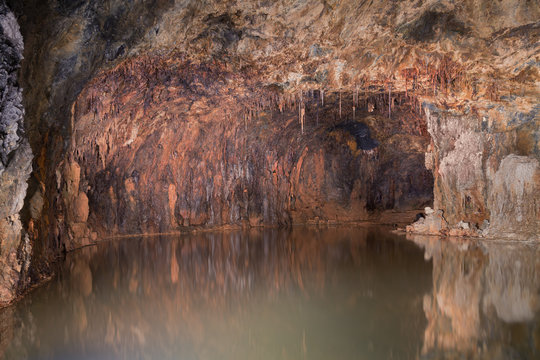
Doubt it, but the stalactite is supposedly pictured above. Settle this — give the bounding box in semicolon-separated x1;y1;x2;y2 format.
316;99;319;126
352;88;357;121
388;83;391;119
300;105;305;134
364;87;367;110
405;76;408;98
299;90;305;134
339;90;342;119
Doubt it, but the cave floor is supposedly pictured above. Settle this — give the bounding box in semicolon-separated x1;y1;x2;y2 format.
1;226;538;359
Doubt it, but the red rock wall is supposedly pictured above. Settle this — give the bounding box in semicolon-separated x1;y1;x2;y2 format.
53;55;432;243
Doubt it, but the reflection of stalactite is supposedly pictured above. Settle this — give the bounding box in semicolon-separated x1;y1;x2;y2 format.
2;228;431;359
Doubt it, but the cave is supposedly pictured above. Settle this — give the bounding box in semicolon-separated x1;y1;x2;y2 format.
0;0;539;358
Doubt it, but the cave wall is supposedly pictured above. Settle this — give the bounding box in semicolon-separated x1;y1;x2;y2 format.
56;55;432;247
6;0;534;246
2;0;177;293
424;103;539;239
0;2;32;305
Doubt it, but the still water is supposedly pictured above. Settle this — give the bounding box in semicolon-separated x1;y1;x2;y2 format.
0;226;538;359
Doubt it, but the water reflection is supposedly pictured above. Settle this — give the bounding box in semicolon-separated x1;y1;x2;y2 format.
408;234;540;359
1;228;539;359
1;227;430;360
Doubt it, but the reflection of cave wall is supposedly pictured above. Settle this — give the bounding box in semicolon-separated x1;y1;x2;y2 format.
1;227;431;359
53;55;433;247
410;234;540;358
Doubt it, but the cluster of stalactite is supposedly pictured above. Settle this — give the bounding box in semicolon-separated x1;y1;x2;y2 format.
47;54;434;246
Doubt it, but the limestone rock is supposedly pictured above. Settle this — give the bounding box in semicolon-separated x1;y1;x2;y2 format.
0;2;32;306
406;209;448;235
58;57;433;236
486;155;540;240
7;0;537;257
423;103;539;240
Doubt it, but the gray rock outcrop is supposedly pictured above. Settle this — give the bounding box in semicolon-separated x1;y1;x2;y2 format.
0;1;32;306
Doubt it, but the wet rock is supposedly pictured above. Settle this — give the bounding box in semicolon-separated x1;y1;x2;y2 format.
68;222;91;249
406;209;448;235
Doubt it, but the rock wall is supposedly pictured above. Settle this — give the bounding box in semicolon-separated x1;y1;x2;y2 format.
419;103;539;240
0;2;32;305
7;0;535;244
5;0;176;270
54;55;432;247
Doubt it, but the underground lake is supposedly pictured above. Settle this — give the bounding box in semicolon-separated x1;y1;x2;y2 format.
1;226;539;359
